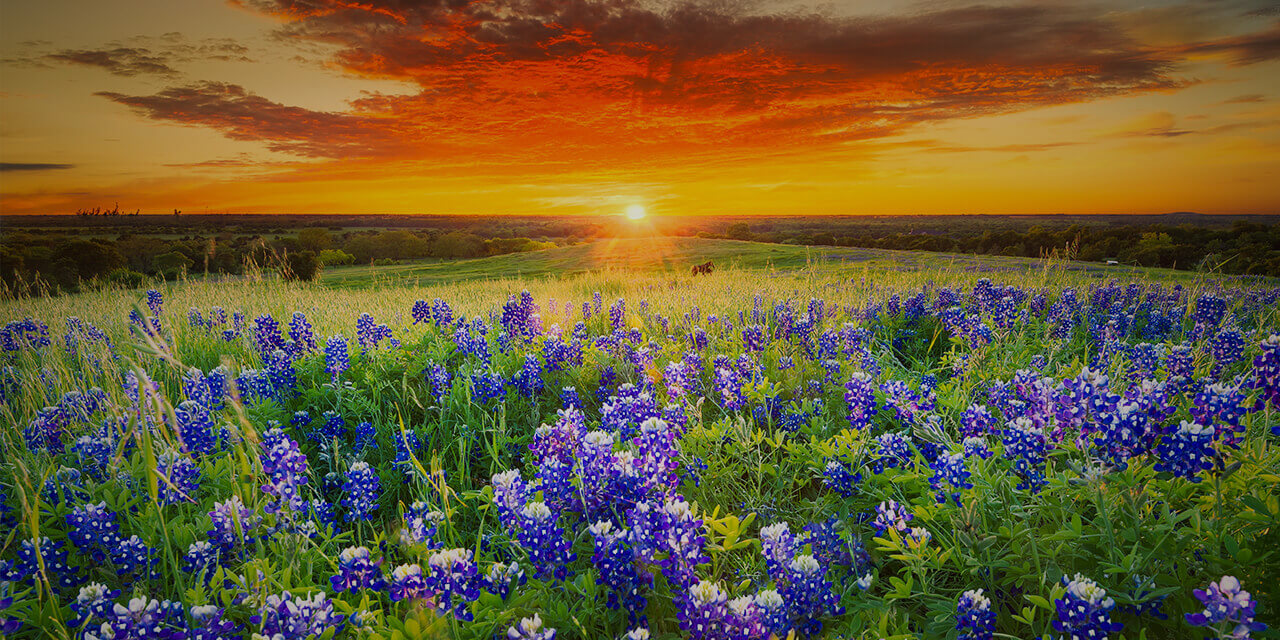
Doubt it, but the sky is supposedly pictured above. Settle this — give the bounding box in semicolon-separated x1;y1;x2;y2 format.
1;0;1278;216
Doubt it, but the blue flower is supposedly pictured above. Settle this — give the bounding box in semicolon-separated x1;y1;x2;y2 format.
253;591;346;640
324;335;350;381
1155;420;1216;482
956;589;995;640
1185;575;1266;639
341;462;381;522
330;546;386;593
425;548;480;621
483;561;526;599
507;613;556;640
588;520;651;624
1053;574;1123;640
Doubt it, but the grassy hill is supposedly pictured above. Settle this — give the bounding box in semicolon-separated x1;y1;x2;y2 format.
319;237;1193;288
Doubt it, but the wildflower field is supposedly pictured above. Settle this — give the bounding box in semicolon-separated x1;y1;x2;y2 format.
1;256;1278;640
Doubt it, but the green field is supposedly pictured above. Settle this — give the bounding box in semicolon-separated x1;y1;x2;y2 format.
318;237;1198;289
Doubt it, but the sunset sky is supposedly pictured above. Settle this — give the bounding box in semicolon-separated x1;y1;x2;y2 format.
1;0;1278;216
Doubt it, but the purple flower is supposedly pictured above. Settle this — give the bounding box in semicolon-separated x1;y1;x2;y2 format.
679;580;728;640
389;563;429;602
483;561;526;599
843;372;878;431
341;462;380;522
1185;575;1267;639
780;554;845;637
253;591;346;640
956;589;995;640
1155;420;1216;482
324;335;350;381
1053;574;1123;640
425;548;480;621
507;613;556;640
516;502;576;581
66;502;121;563
330;546;386;593
588;520;651;624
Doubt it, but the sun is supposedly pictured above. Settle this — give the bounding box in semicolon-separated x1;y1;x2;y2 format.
625;204;647;220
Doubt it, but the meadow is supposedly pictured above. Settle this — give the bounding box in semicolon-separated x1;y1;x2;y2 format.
0;241;1277;640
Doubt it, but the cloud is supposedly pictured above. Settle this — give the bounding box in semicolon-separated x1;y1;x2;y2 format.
96;82;404;158
1180;21;1280;65
99;1;1183;167
1223;93;1267;104
30;35;254;77
0;162;75;172
46;47;180;76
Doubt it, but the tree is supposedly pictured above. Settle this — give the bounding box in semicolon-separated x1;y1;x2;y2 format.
298;228;333;252
318;249;355;266
153;251;194;277
284;250;320;282
726;222;753;240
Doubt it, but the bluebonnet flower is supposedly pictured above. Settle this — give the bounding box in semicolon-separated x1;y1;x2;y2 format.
589;520;651;624
756;590;790;637
208;496;260;555
629;497;707;590
873;432;912;473
353;420;376;452
156;451;201;505
956;589;995;640
341;462;380;522
507;613;556;640
843;372;878;431
5;537;81;591
355;312;395;352
1156;420;1216;482
392;429;422;471
1053;574;1122;640
188;604;242;640
66;501;122;563
781;554;845;637
425;548;481;621
804;518;863;572
288;312;316;356
110;535;161;584
601;384;660;438
516;501;576;581
261;427;309;516
252;591;346;640
929;451;973;505
81;595;187;640
330;546;386;593
823;458;861;498
252;313;286;360
871;501;913;538
1094;399;1159;470
1185;575;1266;639
1192;383;1248;448
1249;335;1280;417
182;541;219;581
723;596;765;638
145;288;164;316
44;466;89;505
960;404;995;438
714;366;746;411
324;335;350;381
71;582;120;629
24;406;66;454
483;561;526;599
760;522;798;581
471;368;507;403
175;400;218;456
679;580;728;640
425;362;452;401
389;563;429;602
400;501;444;547
492;469;529;524
963;437;994;460
1002;417;1049;493
560;386;581;409
512;354;545;397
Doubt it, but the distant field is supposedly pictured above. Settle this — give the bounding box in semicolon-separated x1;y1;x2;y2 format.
319;237;1205;288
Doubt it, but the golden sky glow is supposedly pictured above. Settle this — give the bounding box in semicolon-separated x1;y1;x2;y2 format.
1;0;1278;215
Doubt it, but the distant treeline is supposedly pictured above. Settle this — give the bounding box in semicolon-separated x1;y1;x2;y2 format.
0;228;554;295
2;213;1277;295
705;220;1280;277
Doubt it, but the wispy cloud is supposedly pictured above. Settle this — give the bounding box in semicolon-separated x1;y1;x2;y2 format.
0;162;75;172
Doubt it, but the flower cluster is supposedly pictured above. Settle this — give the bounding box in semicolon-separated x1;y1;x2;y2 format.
1185;575;1266;639
1053;574;1123;640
